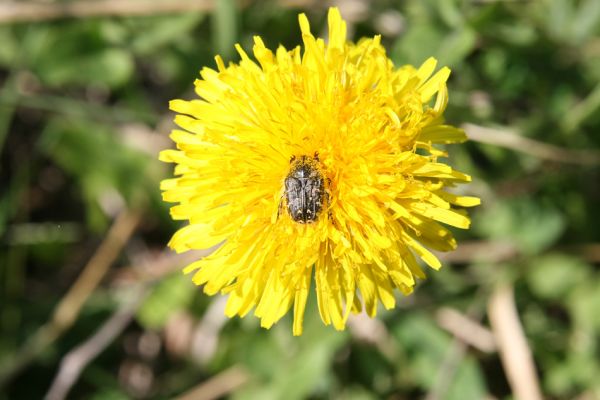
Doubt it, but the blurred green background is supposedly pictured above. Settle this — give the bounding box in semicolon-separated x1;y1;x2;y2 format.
1;0;600;399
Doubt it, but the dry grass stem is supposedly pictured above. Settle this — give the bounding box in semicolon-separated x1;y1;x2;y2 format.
44;287;147;400
488;284;543;400
436;307;496;353
424;340;468;400
436;240;519;264
0;0;325;23
112;246;220;284
190;297;228;365
464;123;600;166
0;209;141;386
347;313;400;362
0;0;216;23
175;365;251;400
426;291;490;400
437;240;600;264
52;210;141;330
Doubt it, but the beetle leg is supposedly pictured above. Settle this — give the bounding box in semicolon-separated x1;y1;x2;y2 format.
324;177;337;227
324;186;336;226
277;193;285;221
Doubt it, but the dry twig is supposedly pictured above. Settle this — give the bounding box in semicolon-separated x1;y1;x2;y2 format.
0;0;327;24
424;340;468;400
40;226;219;398
44;286;148;400
347;312;400;362
436;240;519;264
0;0;216;23
488;284;543;400
175;365;251;400
0;209;141;386
190;296;229;364
112;246;219;284
564;243;600;263
437;240;600;264
436;307;496;353
425;291;490;400
464;123;600;166
52;210;141;330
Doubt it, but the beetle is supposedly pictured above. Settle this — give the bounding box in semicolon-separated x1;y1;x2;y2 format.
278;152;330;224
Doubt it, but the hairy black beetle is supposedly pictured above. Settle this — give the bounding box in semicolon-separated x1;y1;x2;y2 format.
279;153;329;224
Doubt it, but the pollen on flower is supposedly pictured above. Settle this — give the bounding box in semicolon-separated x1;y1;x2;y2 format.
159;7;480;335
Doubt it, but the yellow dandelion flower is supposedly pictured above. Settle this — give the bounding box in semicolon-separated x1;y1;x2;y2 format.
160;7;480;335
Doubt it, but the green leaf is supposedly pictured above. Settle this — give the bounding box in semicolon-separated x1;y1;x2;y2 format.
494;23;538;46
526;254;590;300
137;274;196;330
41;47;133;89
446;357;487;400
544;0;574;41
27;22;133;88
568;281;600;332
391;21;445;66
392;312;487;396
391;19;476;69
437;27;477;68
392;313;451;388
438;0;464;28
212;0;238;61
473;198;565;255
546;352;600;396
129;14;205;55
334;386;379;400
0;27;18;67
89;388;130;400
39;117;155;229
572;0;600;42
232;296;347;400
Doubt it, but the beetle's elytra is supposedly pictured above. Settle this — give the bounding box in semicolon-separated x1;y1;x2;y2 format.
280;153;327;224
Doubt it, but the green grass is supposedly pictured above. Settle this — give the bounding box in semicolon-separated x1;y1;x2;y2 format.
1;1;599;399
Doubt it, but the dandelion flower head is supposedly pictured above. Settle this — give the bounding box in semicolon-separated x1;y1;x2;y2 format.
160;7;480;335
